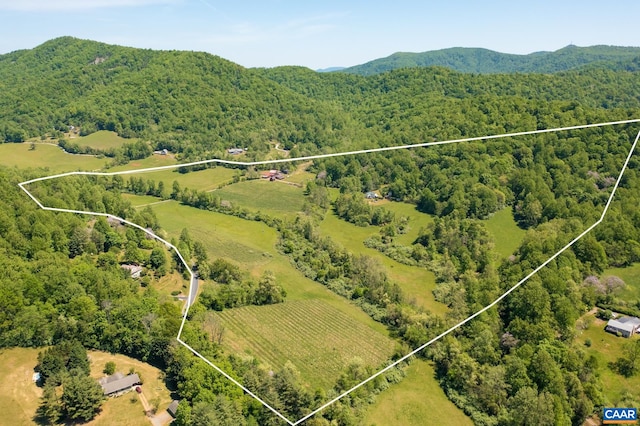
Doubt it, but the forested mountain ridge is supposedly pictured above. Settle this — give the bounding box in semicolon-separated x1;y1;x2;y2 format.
0;36;361;158
340;45;640;75
2;37;640;164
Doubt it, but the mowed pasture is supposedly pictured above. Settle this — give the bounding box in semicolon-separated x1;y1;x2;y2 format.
483;208;526;258
363;359;472;426
0;142;107;173
215;179;305;215
73;130;134;150
147;200;390;335
319;211;445;315
126;166;237;193
213;299;396;388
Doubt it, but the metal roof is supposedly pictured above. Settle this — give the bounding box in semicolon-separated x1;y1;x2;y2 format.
99;373;140;395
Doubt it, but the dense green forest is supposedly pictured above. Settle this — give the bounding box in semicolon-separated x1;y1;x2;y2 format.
2;37;640;425
340;45;640;75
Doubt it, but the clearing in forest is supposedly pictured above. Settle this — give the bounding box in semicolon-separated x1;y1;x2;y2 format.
73;130;135;150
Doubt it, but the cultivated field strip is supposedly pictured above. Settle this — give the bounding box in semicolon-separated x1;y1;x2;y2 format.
213;299;396;387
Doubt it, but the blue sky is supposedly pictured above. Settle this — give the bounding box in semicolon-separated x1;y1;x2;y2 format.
0;0;638;69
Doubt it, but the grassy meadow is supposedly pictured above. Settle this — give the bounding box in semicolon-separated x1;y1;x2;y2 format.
363;359;472;426
604;263;640;301
215;179;305;216
124;166;237;192
213;299;396;388
319;211;445;315
72;131;134;150
0;143;107;173
483;208;526;258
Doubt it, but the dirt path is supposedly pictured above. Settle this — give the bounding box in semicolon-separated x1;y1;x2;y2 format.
138;390;152;414
150;411;172;426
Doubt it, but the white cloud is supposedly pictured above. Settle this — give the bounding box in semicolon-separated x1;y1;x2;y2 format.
0;0;178;11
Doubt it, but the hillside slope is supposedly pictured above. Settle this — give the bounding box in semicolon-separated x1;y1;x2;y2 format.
341;45;640;75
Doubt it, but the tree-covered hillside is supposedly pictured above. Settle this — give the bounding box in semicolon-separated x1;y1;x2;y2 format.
340;45;640;75
0;37;361;159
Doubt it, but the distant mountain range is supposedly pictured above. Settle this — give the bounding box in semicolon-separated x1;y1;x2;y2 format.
338;45;640;75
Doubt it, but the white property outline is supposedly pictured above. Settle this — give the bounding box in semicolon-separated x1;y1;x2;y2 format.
17;119;640;425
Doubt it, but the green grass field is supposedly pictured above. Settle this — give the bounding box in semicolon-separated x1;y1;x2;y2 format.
109;154;178;172
73;131;135;150
363;359;472;426
215;180;305;216
578;313;640;404
123;193;165;207
373;200;434;245
319;211;445;315
125;166;237;193
604;263;640;301
484;208;526;258
148;200;391;337
213;299;396;388
0;143;107;173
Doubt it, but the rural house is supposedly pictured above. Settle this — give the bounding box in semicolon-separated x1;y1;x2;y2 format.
121;264;143;279
365;191;379;200
98;372;141;396
605;316;640;338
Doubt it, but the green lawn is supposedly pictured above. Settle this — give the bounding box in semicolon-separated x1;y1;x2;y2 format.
0;143;107;173
604;263;640;301
72;131;135;150
213;299;396;388
215;180;305;216
483;208;526;258
319;211;446;316
578;313;640;405
363;359;472;426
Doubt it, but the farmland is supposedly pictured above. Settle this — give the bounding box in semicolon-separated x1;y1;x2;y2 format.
212;299;396;388
125;166;237;192
363;359;472;426
72;130;134;150
0;142;107;173
147;199;391;334
215;179;305;216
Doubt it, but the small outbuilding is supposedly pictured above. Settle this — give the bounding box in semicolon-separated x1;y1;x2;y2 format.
167;400;180;418
605;316;640;338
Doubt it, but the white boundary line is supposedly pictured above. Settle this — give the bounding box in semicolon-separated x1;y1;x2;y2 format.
17;119;640;425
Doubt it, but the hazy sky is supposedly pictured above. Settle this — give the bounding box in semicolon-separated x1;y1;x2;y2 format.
0;0;638;69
